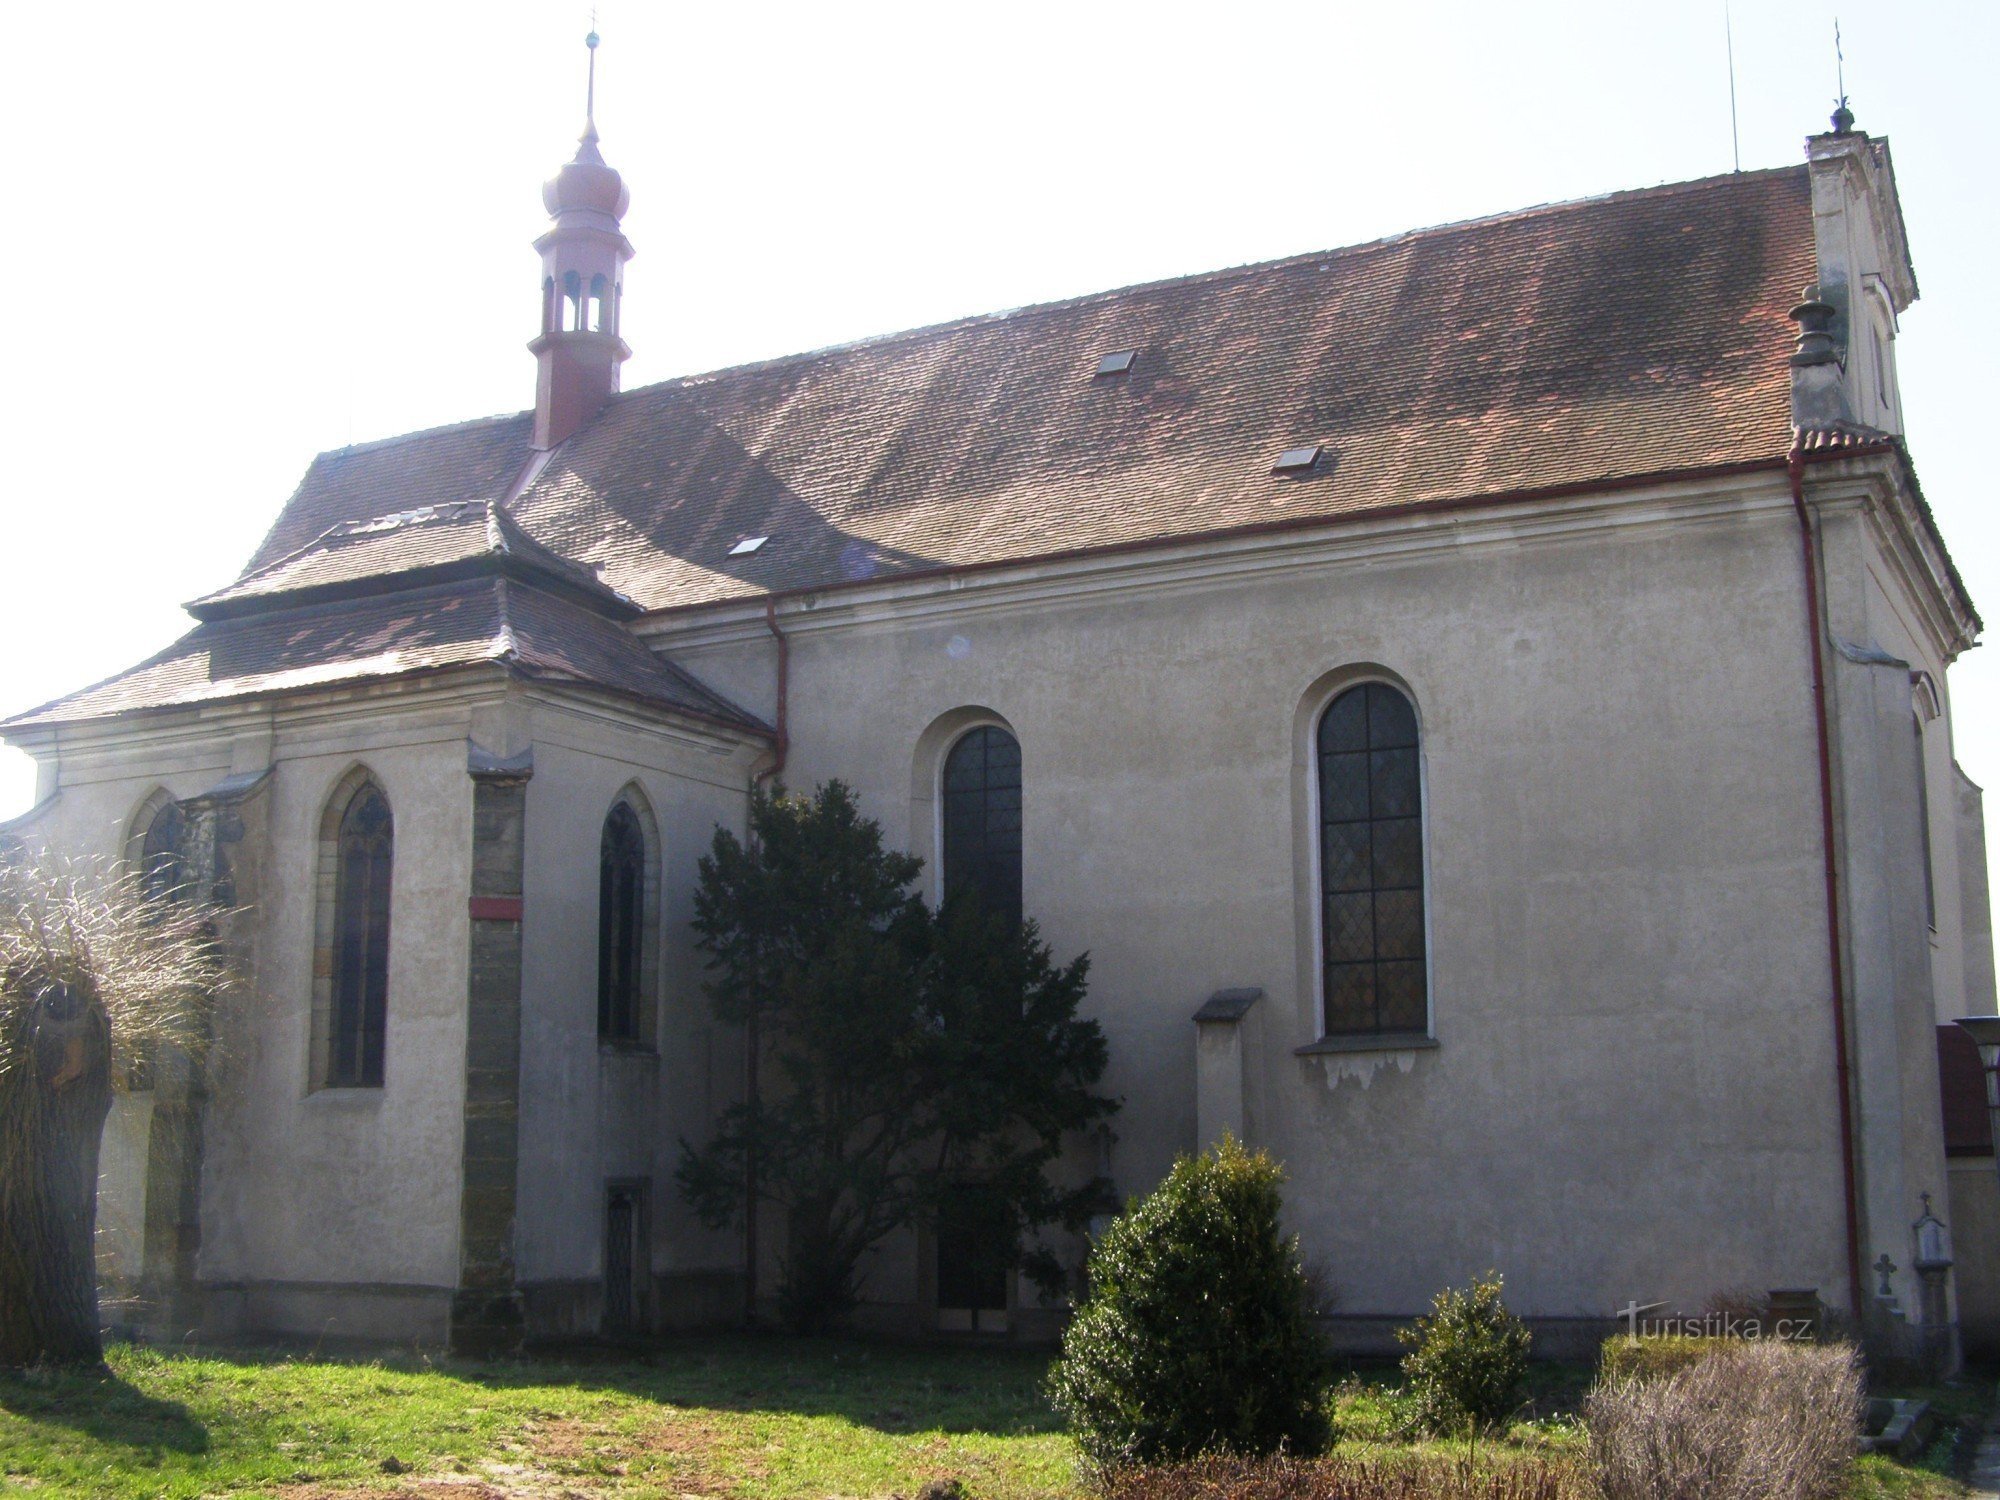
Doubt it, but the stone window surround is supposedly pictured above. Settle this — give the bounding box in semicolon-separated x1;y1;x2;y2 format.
909;705;1019;911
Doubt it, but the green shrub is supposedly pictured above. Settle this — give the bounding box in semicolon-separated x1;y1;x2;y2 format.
1396;1273;1532;1435
1047;1137;1330;1471
1597;1334;1743;1386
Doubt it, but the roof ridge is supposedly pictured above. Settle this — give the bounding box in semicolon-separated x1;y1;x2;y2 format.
492;577;519;663
188;519;358;605
603;162;1808;401
187;503;484;611
312;409;531;463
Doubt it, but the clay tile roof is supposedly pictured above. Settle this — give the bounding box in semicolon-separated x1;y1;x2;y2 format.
3;578;764;732
512;164;1818;613
217;165;1818;620
242;412;539;573
189;497;636;621
1792;421;1897;453
11;165;1836;730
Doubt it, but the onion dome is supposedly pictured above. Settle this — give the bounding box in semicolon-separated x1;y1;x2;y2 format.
543;124;630;220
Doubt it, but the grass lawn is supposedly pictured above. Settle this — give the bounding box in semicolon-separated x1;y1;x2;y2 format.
0;1338;1075;1500
0;1340;1986;1499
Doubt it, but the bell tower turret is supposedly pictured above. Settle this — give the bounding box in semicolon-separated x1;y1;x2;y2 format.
530;29;634;451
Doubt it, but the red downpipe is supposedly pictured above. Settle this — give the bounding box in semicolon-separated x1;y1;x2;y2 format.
742;599;790;1324
1788;446;1866;1318
756;598;791;789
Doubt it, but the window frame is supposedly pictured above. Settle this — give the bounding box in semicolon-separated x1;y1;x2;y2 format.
125;789;191;908
597;800;647;1044
937;722;1024;931
123;789;191;1090
328;782;393;1089
310;768;395;1093
595;785;662;1051
1299;672;1437;1050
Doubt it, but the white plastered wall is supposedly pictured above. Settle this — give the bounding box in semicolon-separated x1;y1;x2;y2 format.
657;473;1855;1324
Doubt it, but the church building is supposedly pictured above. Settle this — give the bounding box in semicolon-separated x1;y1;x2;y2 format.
5;69;1996;1357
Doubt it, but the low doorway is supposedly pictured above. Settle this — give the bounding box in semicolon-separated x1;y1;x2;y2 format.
603;1181;647;1335
935;1184;1010;1333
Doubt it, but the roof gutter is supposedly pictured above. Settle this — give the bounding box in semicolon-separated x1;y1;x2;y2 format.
741;597;793;1324
1788;443;1867;1318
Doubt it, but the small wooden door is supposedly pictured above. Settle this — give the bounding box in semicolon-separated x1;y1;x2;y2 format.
603;1185;641;1334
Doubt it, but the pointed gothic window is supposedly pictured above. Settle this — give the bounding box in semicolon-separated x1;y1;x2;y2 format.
137;798;190;906
598;801;647;1041
941;726;1023;930
329;783;393;1087
1318;683;1426;1036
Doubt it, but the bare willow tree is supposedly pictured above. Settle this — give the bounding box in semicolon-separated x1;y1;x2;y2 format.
0;850;225;1368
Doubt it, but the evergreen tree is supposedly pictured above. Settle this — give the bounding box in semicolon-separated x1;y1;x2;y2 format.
678;781;1117;1332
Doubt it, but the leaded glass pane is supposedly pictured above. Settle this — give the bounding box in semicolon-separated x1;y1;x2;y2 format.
1374;889;1425;959
1319;689;1368;754
1372;816;1422;889
1320;752;1370;822
1324;892;1374;962
1377;962;1427;1032
1368;684;1419;748
1324;963;1376;1032
944;738;986;790
1322;822;1370;893
1370;748;1420;817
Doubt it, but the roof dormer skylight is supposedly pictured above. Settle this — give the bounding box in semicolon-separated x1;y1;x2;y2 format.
1272;445;1322;475
1095;350;1138;377
728;535;769;556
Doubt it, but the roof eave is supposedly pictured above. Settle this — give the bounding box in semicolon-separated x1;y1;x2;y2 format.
1;655;771;741
632;452;1811;626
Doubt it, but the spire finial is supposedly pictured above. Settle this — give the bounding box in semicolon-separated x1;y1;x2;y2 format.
584;17;601;139
1830;18;1855;135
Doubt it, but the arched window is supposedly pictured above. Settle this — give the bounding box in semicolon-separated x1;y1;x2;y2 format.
133;795;189;905
1318;683;1426;1037
329;782;393;1087
598;801;647;1041
941;725;1022;929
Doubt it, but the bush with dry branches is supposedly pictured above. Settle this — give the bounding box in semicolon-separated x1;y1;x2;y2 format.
1098;1453;1583;1500
0;849;227;1367
1585;1338;1863;1500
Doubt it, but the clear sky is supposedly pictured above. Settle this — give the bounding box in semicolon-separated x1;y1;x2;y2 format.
1;1;1995;879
